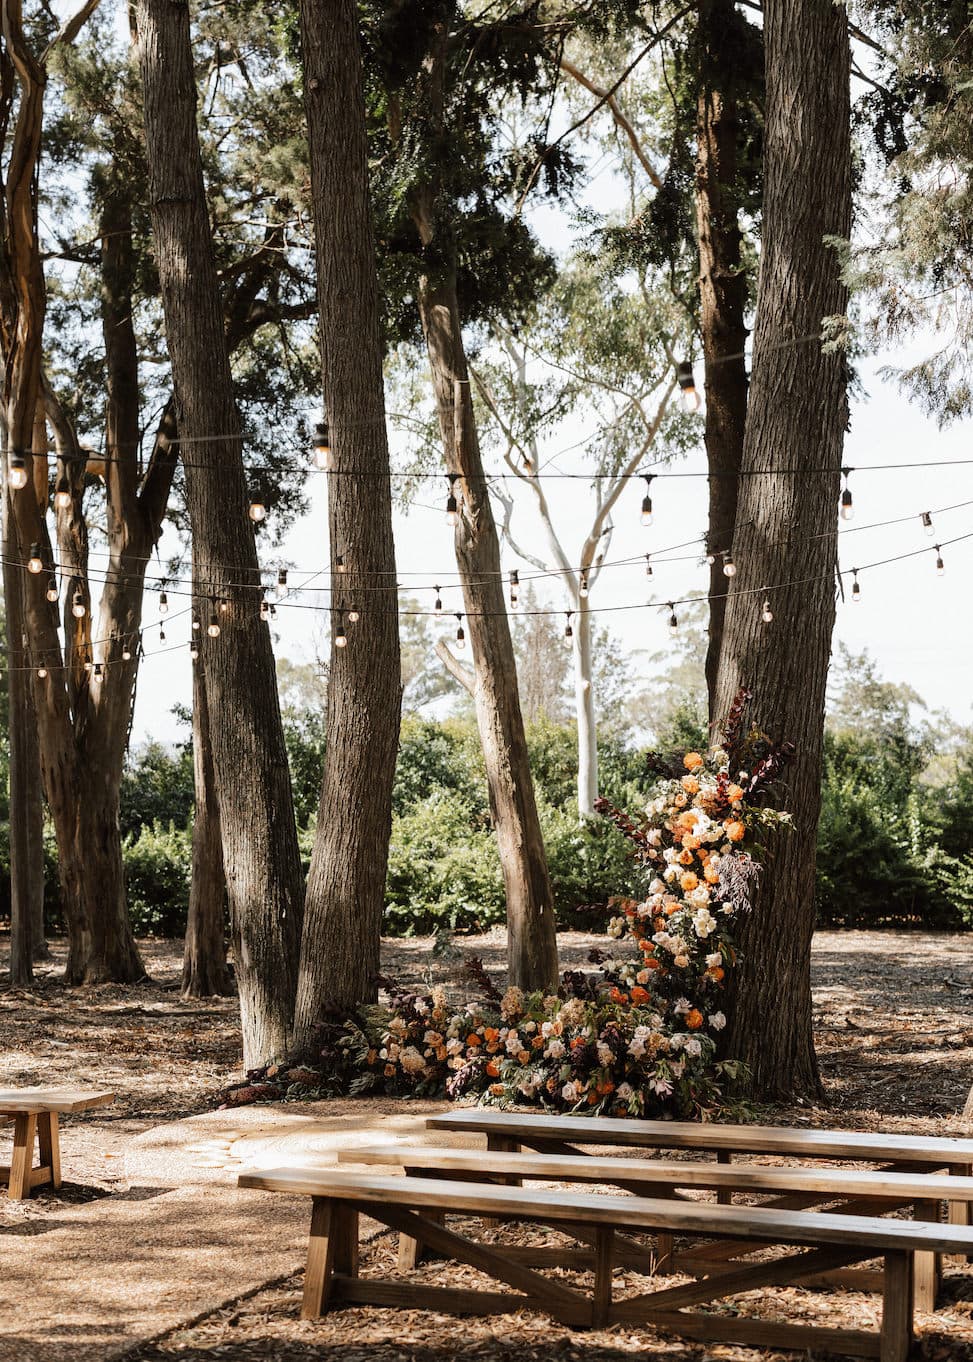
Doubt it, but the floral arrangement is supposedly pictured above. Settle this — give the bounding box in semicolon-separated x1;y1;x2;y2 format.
220;692;792;1117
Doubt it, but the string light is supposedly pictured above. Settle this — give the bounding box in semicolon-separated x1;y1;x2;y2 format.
71;590;86;619
935;544;944;576
761;597;774;624
27;543;43;574
722;551;736;578
311;420;333;471
83;653;93;673
93;662;103;680
564;610;574;640
455;613;466;649
348;605;360;623
122;640;132;661
249;499;266;523
159;589;169;616
46;576;58;603
260;597;270;622
676;361;701;412
434;586;442;615
190;638;199;660
645;554;653;577
37;663;47;679
159;624;166;644
335;553;347;574
840;467;853;521
54;481;71;510
667;603;678;634
509;568;519;610
579;568;589;599
219;597;229;615
852;568;861;602
641;476;654;527
445;473;459;526
6;452;27;490
192;613;201;631
276;568;288;599
921;511;934;536
207;601;220;638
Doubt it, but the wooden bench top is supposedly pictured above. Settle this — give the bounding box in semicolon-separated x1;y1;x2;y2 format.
340;1143;973;1201
426;1109;973;1165
0;1087;115;1115
239;1166;973;1257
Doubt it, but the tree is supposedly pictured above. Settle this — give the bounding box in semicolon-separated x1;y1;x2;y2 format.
292;0;402;1040
136;0;305;1066
713;0;852;1099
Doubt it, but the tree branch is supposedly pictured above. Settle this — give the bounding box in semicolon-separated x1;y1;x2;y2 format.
435;637;475;695
559;57;662;188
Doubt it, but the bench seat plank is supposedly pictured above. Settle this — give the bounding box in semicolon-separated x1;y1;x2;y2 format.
0;1088;115;1115
1;1089;114;1199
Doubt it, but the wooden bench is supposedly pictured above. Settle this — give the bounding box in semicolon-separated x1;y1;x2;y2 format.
239;1164;973;1361
339;1142;973;1308
0;1088;115;1199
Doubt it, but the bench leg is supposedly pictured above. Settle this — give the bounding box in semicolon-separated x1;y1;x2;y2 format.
8;1114;37;1200
397;1210;445;1271
482;1135;521;1230
912;1199;941;1312
716;1151;733;1206
593;1226;614;1328
880;1250;914;1362
301;1197;337;1319
948;1162;972;1264
37;1113;61;1190
655;1232;675;1276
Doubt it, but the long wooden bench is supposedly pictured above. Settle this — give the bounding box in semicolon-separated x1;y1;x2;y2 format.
0;1088;115;1199
339;1142;973;1307
239;1164;973;1361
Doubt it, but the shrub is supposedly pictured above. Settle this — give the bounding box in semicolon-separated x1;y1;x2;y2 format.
122;822;193;936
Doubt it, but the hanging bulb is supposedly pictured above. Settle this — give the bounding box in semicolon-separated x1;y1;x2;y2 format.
348;605;360;623
192;613;201;632
921;511;934;537
6;451;27;490
269;602;277;619
54;481;71;510
667;603;678;634
260;598;270;622
159;589;169;616
645;554;653;578
445;474;459;526
190;638;199;661
249;499;266;523
207;602;220;637
219;597;229;614
122;640;132;661
509;569;519;610
83;654;93;673
159;624;166;644
722;551;736;578
564;611;574;640
579;568;589;599
840;468;853;521
935;545;944;576
455;615;466;649
46;576;58;603
93;662;103;680
37;664;48;679
641;475;654;527
851;569;861;602
277;568;288;599
72;590;86;619
676;361;700;412
27;543;43;574
311;420;333;471
761;597;774;624
335;553;347;573
434;586;443;615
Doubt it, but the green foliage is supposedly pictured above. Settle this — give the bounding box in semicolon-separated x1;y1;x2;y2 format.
119;741;195;841
122;823;193;937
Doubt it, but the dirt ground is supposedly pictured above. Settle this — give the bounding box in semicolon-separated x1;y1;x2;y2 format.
2;928;973;1360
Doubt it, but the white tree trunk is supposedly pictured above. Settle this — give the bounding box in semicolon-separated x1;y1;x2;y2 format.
572;601;598;819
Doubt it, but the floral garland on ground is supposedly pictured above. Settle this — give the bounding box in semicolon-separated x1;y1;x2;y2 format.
220;694;792;1116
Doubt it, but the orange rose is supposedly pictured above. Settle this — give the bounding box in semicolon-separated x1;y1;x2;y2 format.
704;866;720;884
466;1033;482;1047
532;1035;545;1049
630;986;650;1005
610;987;629;1004
686;1008;704;1030
485;1059;500;1078
684;752;704;770
724;820;746;842
680;872;699;892
518;1050;530;1065
681;775;700;795
727;784;745;802
678;848;695;866
483;1027;500;1044
708;966;725;982
643;957;661;971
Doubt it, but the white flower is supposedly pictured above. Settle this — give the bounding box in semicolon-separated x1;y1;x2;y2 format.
708;1011;727;1032
616;1082;634;1101
446;1038;464;1055
399;1046;426;1075
607;915;626;938
673;998;691;1015
505;1032;522;1055
522;1020;536;1033
559;998;586;1027
693;907;717;939
649;1076;673;1097
673;954;690;968
649;878;667;896
663;846;679;863
683;1036;703;1058
664;865;680;883
721;900;735;913
413;999;429;1016
645;827;662;846
690;885;711;907
561;1081;580;1103
713;749;728;766
636;968;651;985
596;1041;614;1067
546;1038;566;1059
706;952;722;969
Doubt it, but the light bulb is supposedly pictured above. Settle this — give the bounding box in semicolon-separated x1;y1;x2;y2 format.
46;577;58;603
722;553;736;578
192;614;200;631
72;591;86;619
335;554;347;573
645;555;652;578
761;598;773;624
455;614;465;649
348;606;360;623
260;599;270;622
851;571;861;602
445;474;459;525
676;361;699;412
579;570;589;599
434;587;442;615
249;500;266;523
122;643;132;661
840;468;853;521
27;543;43;574
219;597;228;614
83;656;93;673
277;568;288;599
565;612;573;640
935;547;944;576
37;665;47;679
54;486;71;510
159;591;169;616
921;511;934;537
190;639;199;660
311;421;333;471
641;475;654;527
159;625;166;644
207;614;220;638
668;604;678;634
6;453;27;489
93;662;103;680
509;569;519;611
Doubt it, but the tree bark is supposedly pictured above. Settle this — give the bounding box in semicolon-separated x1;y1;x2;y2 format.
696;0;750;720
4;489;33;985
182;650;232;997
293;0;402;1040
713;0;851;1100
572;601;598;818
137;0;304;1068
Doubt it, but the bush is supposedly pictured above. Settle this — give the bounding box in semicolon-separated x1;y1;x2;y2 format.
122;822;193;936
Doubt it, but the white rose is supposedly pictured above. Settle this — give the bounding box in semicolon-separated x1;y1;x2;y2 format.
708;1011;727;1032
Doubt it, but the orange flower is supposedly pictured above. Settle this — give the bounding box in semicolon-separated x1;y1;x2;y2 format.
597;1079;615;1096
643;957;661;971
681;775;700;795
630;986;650;1005
727;783;745;802
532;1035;545;1049
708;966;725;982
704;865;720;884
489;1083;505;1095
384;1063;397;1078
664;902;680;916
483;1027;500;1044
587;1090;599;1104
684;751;704;770
485;1059;500;1078
518;1050;530;1065
466;1033;482;1047
685;1008;704;1030
682;833;700;849
366;1049;378;1065
680;872;699;892
724;820;746;842
610;987;629;1004
678;848;695;866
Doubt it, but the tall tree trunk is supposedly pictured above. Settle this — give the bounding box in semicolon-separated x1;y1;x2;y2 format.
572;601;598;818
696;0;750;719
293;0;402;1040
417;270;559;992
182;651;232;997
137;0;304;1068
25;405;48;962
713;0;851;1100
4;491;33;985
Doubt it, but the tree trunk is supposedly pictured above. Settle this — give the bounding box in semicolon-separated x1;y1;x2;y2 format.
182;651;232;997
713;0;851;1100
4;491;33;986
696;0;750;719
417;271;559;992
572;600;598;818
293;0;402;1040
137;0;304;1068
26;679;48;963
